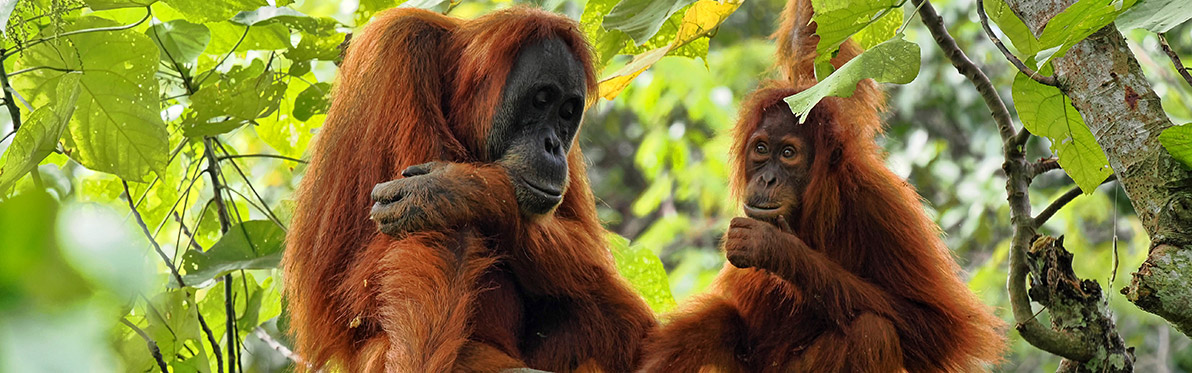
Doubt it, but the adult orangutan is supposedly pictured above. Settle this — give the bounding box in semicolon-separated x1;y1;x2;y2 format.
283;7;655;372
640;0;1005;371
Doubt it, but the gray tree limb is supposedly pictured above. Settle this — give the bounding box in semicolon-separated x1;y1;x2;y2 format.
1003;0;1192;337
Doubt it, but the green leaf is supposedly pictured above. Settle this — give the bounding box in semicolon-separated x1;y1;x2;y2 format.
11;16;168;182
183;60;287;137
143;291;207;370
1011;70;1112;193
603;0;697;45
810;0;902;67
84;0;159;10
293;82;330;121
1159;124;1192;169
784;36;920;120
852;7;902;50
1116;0;1192;33
983;0;1041;56
0;74;81;191
161;0;267;23
581;0;627;69
1035;0;1137;67
608;233;677;313
146;19;211;65
179;220;285;286
203;21;291;54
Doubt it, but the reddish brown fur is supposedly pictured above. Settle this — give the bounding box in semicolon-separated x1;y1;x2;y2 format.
284;7;653;372
641;0;1005;371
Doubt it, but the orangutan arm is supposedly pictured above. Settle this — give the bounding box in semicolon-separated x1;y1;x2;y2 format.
723;217;897;325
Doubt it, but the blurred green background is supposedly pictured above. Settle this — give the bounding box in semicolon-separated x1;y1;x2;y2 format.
1;0;1191;371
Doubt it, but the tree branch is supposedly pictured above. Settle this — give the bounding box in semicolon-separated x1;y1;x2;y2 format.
120;318;168;373
912;0;1096;362
1034;174;1118;227
1158;33;1192;89
1030;157;1060;177
975;0;1058;86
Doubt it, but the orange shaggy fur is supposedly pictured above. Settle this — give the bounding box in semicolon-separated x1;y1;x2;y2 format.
284;7;654;372
640;0;1006;371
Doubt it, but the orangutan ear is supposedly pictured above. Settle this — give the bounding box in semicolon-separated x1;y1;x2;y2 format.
830;147;843;167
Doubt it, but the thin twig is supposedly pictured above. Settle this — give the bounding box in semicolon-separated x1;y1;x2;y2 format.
121;180;224;371
0;51;23;130
1034;174;1118;227
912;0;1095;362
201;137;238;373
197;26;251;88
213;140;287;229
216;153;308;164
196;304;225;373
2;7;151;59
1158;33;1192;89
120;318;168;373
975;0;1058;86
123;180;187;287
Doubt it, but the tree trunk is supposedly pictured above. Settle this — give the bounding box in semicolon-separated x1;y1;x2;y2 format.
1002;0;1192;337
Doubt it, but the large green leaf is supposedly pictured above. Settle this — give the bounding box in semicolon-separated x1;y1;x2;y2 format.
0;75;81;191
179;220;285;286
146;19;211;65
292;82;330;121
983;0;1041;56
1011;70;1112;193
608;233;677;313
183;59;286;137
1116;0;1192;33
603;0;697;45
161;0;267;23
1035;0;1136;67
12;17;168;182
1159;124;1192;170
852;7;902;51
784;36;920;120
810;0;902;69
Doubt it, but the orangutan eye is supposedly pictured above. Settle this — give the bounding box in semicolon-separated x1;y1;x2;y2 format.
755;142;769;154
782;147;795;159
